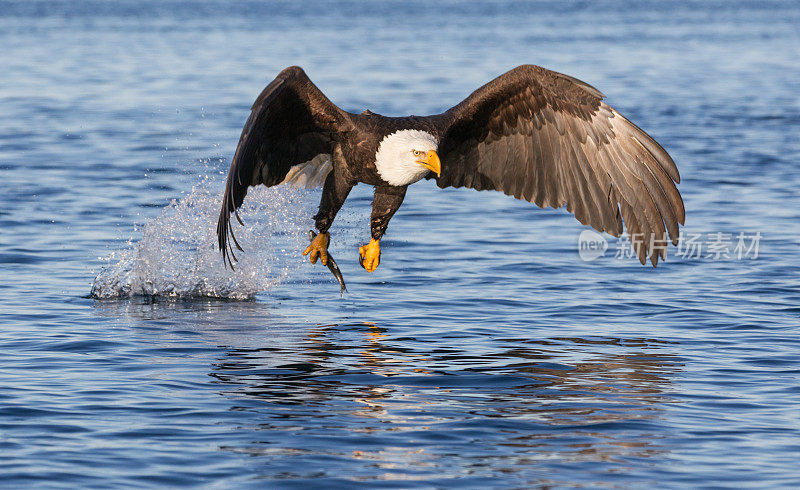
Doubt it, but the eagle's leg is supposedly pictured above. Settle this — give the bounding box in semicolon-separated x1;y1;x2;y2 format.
308;146;353;266
303;232;329;265
359;239;381;272
361;185;407;273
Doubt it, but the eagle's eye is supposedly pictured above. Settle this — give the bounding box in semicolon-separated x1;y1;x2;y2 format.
412;150;421;156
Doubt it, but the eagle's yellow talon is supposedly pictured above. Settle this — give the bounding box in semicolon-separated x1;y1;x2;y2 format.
303;232;329;265
359;238;381;273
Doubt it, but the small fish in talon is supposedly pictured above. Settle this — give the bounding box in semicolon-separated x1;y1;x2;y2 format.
308;230;347;294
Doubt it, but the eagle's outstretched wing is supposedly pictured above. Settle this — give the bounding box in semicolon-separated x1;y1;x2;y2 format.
217;66;352;268
432;65;684;266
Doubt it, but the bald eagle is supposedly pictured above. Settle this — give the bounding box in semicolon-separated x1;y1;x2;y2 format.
218;65;684;273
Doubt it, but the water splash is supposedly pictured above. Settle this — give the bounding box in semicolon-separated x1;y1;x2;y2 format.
91;178;315;300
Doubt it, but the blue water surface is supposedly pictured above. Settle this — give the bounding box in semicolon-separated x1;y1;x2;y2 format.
1;1;799;487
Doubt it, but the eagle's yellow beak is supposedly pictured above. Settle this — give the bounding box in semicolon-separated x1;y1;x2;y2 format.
416;150;441;177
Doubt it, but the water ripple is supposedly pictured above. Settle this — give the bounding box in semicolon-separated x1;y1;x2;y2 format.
2;0;799;487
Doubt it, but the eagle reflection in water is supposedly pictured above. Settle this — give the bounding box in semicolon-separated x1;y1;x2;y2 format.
211;322;681;473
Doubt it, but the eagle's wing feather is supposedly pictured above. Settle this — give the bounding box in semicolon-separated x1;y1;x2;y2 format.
217;66;351;268
432;65;683;266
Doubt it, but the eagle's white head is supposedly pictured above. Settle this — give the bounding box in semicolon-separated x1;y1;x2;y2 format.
374;129;441;186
